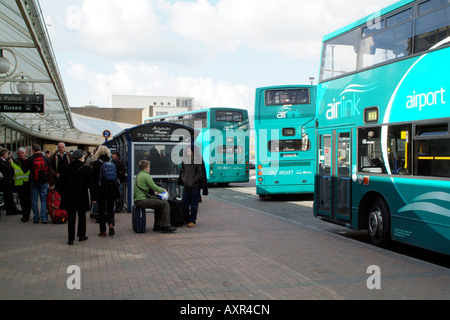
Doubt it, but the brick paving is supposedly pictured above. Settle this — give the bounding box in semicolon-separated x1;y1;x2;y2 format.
0;195;448;300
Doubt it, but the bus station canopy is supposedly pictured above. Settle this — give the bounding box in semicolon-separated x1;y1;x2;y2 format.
0;0;105;145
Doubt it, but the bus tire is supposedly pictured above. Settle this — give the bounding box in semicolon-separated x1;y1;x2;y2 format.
367;197;391;248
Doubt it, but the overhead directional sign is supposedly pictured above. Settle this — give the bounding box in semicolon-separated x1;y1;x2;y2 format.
0;94;45;113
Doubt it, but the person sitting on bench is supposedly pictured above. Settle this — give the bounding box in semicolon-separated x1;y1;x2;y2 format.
133;160;176;233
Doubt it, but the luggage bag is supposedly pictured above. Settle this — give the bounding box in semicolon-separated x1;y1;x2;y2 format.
90;202;99;221
132;205;146;233
47;190;68;224
168;197;184;227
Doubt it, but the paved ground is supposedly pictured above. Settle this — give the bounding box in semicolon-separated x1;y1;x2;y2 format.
0;194;448;301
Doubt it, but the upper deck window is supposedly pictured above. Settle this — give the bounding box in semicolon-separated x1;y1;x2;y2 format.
321;29;359;81
414;5;450;52
320;2;450;83
419;0;450;14
265;89;311;106
386;9;412;27
359;20;412;69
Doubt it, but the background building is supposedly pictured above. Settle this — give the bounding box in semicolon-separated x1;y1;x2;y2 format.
71;95;195;125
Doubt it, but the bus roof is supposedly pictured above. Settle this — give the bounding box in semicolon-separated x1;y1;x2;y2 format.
256;84;316;91
111;121;197;141
323;0;416;42
144;107;248;122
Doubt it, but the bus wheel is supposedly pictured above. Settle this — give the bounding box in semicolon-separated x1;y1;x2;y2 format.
367;197;391;248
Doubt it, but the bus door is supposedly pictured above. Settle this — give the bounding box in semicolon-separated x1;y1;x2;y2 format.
317;130;352;223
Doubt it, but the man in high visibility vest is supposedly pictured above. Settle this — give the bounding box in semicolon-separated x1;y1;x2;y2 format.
12;147;31;222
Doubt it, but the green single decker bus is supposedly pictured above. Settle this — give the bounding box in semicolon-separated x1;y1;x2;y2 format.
255;85;317;197
314;0;450;255
145;108;250;185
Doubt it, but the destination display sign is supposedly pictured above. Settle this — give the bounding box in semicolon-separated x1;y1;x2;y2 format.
130;123;194;143
0;94;45;113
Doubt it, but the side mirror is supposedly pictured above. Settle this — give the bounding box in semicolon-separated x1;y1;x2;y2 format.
301;133;309;152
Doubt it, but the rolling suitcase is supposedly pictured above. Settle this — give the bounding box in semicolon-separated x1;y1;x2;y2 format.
47;190;68;224
132;205;146;233
168;196;184;227
90;202;99;221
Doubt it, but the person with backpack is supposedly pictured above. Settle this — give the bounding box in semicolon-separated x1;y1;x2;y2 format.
111;151;126;213
24;144;52;224
92;145;120;237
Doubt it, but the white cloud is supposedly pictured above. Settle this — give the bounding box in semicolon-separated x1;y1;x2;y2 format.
67;61;254;113
50;0;399;62
42;0;400;110
71;0;166;57
167;0;398;59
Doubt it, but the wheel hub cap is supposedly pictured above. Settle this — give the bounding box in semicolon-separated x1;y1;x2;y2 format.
369;209;383;237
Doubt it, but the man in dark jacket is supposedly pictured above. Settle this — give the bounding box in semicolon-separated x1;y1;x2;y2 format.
0;148;21;216
178;146;207;227
50;142;73;190
59;150;96;245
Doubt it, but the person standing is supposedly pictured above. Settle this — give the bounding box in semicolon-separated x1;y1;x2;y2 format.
111;151;126;213
178;147;205;227
0;148;21;216
12;148;31;222
24;144;52;224
86;146;98;167
92;145;119;237
59;150;96;245
50;142;73;190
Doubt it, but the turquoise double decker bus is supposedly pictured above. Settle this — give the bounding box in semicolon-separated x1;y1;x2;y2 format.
314;0;450;255
255;85;317;197
145;108;250;185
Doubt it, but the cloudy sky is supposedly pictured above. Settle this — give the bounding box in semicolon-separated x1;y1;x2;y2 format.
39;0;399;114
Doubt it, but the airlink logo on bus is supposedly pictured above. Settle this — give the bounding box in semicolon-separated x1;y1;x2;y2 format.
326;94;361;120
406;88;446;111
277;106;302;119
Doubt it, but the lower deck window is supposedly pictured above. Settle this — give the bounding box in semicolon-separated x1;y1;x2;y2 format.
358;122;450;178
269;139;311;152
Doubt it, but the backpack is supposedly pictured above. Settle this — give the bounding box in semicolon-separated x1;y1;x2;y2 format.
47;190;67;224
32;155;49;183
99;160;118;183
